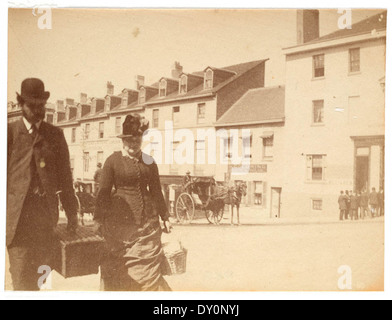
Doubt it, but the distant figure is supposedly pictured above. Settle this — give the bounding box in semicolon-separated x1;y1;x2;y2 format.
345;190;351;220
94;162;103;196
338;191;347;221
360;190;369;220
350;192;359;220
378;188;384;217
369;188;379;218
183;171;192;194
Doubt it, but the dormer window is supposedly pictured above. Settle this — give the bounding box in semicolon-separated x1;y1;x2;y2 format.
204;69;213;89
105;97;110;110
180;75;187;94
159;79;167;97
122;96;128;107
139;87;146;104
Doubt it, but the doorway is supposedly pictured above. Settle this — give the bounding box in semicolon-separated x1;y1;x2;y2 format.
270;187;282;218
356;156;369;193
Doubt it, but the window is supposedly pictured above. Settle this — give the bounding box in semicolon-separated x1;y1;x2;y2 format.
122;96;128;107
313;54;325;78
115;117;122;135
312;199;323;211
263;136;274;159
139;87;146;104
307;155;327;181
97;151;104;166
197;103;206;124
105;97;110;110
159;80;167;97
153;109;159;128
204;69;213;89
312;100;324;124
46;114;54;124
170;141;180;175
243;135;253;159
349;48;360;73
254;182;263;206
173;106;180;125
71;128;76;143
195;140;206;165
99;122;104;139
85;124;90;140
180;76;187;94
83;152;90;173
224;137;233;159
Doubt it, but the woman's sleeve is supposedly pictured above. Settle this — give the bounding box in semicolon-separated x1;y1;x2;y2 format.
150;162;170;222
95;155;115;224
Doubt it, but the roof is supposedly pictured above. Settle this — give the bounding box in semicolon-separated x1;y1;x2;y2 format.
215;86;285;126
313;10;387;43
147;59;268;105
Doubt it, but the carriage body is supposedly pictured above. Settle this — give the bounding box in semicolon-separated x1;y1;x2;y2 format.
173;177;226;224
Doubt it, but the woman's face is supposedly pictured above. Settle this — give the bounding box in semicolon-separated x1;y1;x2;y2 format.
123;136;142;156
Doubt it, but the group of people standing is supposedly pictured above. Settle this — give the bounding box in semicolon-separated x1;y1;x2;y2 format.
338;188;384;221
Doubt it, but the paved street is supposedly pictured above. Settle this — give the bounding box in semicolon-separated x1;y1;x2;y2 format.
5;214;384;292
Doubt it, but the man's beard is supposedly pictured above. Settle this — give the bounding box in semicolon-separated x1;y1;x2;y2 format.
22;108;45;123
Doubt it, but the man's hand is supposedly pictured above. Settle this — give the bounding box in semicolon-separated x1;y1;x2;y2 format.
67;214;79;233
163;220;172;234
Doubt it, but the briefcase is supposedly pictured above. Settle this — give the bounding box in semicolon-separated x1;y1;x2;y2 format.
54;224;105;279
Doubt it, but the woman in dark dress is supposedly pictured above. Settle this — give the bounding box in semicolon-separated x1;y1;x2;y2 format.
94;114;172;291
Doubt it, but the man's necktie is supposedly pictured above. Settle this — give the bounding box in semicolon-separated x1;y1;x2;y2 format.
30;124;38;139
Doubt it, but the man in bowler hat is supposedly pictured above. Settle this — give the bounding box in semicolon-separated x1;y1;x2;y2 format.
7;78;78;290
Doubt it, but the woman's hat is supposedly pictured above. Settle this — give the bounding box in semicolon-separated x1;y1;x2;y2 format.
16;78;50;104
117;114;149;138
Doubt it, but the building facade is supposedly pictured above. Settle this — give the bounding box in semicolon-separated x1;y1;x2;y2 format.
281;11;386;217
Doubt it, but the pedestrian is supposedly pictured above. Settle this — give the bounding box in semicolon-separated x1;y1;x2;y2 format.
378;188;384;217
94;162;103;196
360;190;369;220
7;78;78;291
345;190;351;220
95;114;172;291
350;192;359;220
338;191;347;221
369;188;379;218
183;171;192;194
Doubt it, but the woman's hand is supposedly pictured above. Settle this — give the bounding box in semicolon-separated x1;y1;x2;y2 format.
92;221;103;236
163;220;172;234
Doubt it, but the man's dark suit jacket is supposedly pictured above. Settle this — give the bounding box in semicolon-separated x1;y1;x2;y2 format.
7;119;78;247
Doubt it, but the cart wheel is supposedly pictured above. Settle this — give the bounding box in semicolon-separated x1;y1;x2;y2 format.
75;194;84;226
176;193;195;224
206;208;224;225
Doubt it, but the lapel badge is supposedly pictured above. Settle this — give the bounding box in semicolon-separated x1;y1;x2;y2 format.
40;159;46;168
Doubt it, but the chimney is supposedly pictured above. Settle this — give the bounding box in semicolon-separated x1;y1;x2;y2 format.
135;75;145;90
297;9;320;45
171;61;183;79
80;93;88;104
57;100;65;111
107;81;114;95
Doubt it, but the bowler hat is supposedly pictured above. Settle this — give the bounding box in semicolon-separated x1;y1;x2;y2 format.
16;78;50;104
117;114;149;138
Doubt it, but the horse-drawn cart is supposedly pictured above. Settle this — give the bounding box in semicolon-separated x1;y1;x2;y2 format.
174;177;226;225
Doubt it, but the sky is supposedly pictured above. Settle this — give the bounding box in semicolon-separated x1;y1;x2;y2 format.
8;8;385;104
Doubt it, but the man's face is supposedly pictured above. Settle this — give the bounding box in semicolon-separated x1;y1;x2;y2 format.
22;102;46;124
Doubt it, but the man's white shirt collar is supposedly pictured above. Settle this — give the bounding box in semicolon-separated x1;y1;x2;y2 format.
23;117;42;134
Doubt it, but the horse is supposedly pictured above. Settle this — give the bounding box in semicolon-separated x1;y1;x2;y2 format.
225;182;247;225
